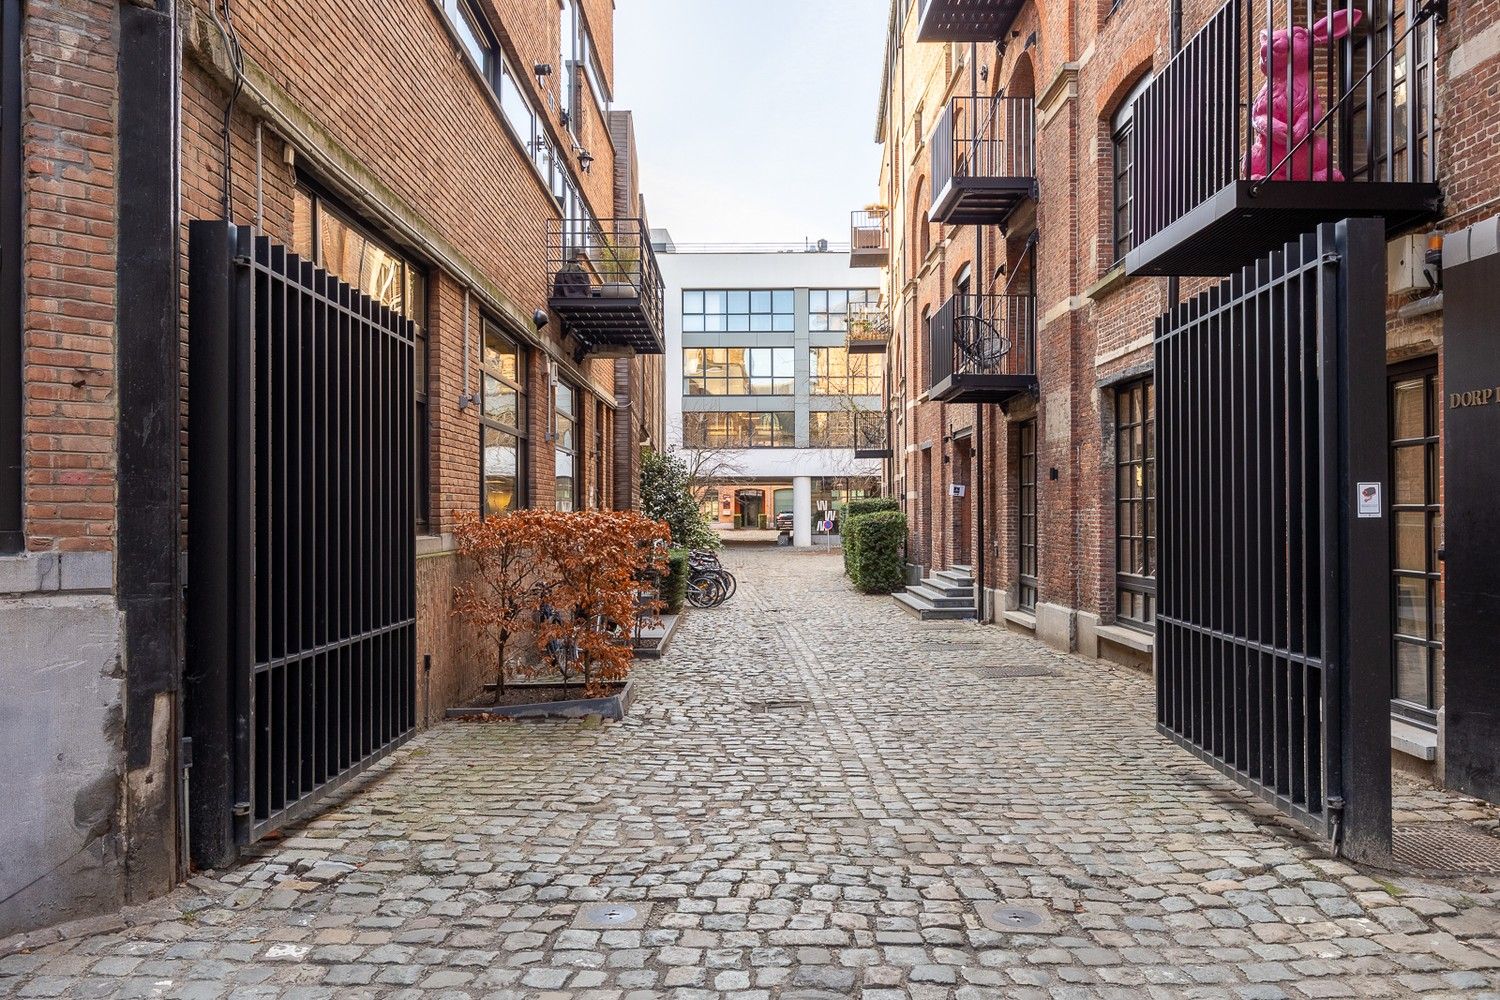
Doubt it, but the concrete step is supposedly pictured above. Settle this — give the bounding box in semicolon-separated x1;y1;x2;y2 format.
932;568;975;589
918;577;975;599
950;564;974;574
893;590;977;621
907;583;974;608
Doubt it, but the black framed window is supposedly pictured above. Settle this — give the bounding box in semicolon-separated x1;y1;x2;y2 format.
810;289;877;332
1390;363;1442;726
554;380;579;511
683;412;794;449
292;183;430;528
811;347;883;396
683;289;794;332
1111;75;1151;266
0;0;22;553
809;410;884;449
682;347;793;396
1115;378;1156;629
480;319;527;516
1018;420;1038;611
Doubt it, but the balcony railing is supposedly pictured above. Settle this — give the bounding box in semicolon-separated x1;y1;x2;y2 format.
931;96;1036;226
916;0;1027;42
850;210;890;268
853;411;893;460
1127;0;1442;277
928;293;1037;405
846;303;891;354
547;217;665;355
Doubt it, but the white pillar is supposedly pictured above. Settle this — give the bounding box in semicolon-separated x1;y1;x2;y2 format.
792;476;813;548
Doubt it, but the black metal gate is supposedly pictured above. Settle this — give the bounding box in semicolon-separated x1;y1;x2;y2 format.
187;222;416;866
1155;219;1393;862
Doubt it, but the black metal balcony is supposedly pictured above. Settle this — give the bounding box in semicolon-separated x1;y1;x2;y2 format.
853;411;893;460
547;217;665;355
916;0;1026;42
850;210;890;268
1126;0;1443;277
928;293;1036;405
931;97;1036;227
846;303;890;354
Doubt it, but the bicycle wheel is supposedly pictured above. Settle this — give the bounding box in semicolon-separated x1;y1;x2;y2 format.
687;576;723;608
716;570;737;600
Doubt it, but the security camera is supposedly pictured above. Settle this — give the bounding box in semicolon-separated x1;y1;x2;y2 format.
533;308;549;330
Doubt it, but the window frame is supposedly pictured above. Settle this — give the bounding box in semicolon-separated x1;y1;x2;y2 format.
1018;420;1038;612
554;378;580;511
1114;377;1156;631
810;288;877;332
682;288;795;333
682;411;795;449
479;318;529;517
811;346;883;397
1110;74;1152;267
1388;360;1442;728
682;346;795;396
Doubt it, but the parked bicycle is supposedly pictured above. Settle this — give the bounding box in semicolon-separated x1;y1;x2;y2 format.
686;549;737;608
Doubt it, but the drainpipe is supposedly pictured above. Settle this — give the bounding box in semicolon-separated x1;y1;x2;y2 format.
1167;0;1182;309
971;41;987;621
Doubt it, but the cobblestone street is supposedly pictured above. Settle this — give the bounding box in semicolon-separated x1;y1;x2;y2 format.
5;547;1500;999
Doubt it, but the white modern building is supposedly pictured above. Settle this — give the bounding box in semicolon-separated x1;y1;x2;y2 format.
655;236;885;547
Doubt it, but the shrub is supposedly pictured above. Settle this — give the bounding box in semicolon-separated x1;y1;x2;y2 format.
641;448;720;550
663;548;690;614
849;510;907;594
846;496;900;519
841;497;899;577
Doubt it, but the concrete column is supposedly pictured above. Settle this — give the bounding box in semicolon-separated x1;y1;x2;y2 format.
793;476;813;548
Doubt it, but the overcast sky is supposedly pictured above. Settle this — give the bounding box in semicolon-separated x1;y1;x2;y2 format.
614;0;888;247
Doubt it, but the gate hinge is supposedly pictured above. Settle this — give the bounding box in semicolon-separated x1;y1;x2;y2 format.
1320;251;1340;266
179;736;193;769
232;801;252;817
233;253;252;267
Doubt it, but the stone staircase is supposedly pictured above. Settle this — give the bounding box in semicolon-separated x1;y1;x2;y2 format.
893;564;977;621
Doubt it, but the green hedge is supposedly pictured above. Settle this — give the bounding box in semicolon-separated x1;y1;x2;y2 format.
842;497;900;576
662;549;690;614
849;510;907;594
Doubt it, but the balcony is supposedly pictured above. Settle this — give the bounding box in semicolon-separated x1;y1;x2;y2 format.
1126;0;1442;277
928;293;1037;406
850;210;890;268
547;217;665;355
931;97;1036;227
916;0;1026;42
854;411;893;460
846;303;891;354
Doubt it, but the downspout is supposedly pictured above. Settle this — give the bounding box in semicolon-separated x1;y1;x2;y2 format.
971;40;986;621
1167;0;1182;309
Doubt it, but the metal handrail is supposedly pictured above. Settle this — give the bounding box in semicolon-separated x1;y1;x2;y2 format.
929;293;1035;389
546;216;665;333
932;96;1035;199
850;210;889;252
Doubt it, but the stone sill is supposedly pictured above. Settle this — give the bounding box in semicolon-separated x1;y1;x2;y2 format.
1096;623;1154;654
0;551;114;595
1392;718;1438;762
1003;609;1036;631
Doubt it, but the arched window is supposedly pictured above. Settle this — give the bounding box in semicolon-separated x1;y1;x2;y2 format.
1111;73;1153;265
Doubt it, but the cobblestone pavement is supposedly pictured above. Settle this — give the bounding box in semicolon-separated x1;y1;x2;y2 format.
6;548;1500;999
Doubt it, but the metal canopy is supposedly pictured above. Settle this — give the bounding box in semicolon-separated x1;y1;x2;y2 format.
916;0;1025;42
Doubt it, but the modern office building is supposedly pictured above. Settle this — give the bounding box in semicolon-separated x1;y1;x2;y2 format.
656;239;884;546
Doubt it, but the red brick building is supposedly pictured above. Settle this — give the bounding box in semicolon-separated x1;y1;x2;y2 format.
0;0;663;936
869;0;1499;791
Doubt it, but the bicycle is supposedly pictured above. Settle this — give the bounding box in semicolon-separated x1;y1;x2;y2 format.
686;549;736;608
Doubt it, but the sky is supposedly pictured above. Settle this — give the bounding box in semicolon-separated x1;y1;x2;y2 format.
613;0;888;247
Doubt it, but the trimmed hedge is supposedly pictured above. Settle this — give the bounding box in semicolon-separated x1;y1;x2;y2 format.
842;497;901;576
848;510;907;594
663;548;690;614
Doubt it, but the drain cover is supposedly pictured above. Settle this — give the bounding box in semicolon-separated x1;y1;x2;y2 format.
574;902;651;929
750;698;814;713
920;641;987;652
965;665;1057;680
1394;823;1500;874
975;902;1057;934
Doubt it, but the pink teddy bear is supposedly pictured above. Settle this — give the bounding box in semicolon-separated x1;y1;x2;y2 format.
1247;9;1363;181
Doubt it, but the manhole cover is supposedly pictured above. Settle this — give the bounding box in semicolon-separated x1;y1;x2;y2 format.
965;665;1057;679
1394;823;1500;874
975;901;1057;934
749;698;815;713
920;641;987;652
574;902;651;929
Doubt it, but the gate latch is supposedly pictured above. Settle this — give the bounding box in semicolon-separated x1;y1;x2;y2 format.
232;801;252;818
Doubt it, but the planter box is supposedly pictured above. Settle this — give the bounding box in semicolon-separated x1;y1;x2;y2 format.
632;613;680;660
445;679;637;722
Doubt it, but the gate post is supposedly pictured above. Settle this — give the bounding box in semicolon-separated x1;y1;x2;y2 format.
185;221;250;869
1333;217;1393;864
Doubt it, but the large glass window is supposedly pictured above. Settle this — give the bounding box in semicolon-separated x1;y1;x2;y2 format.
1390;365;1442;724
682;347;793;396
682;412;794;449
809;410;885;449
683;289;795;332
1018;420;1038;612
445;0;494;75
480;319;527;517
293;184;430;528
555;380;579;511
811;347;883;396
1115;379;1156;630
810;289;877;332
1111;75;1151;266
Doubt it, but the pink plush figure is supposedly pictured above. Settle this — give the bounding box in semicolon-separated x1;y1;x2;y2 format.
1246;9;1363;182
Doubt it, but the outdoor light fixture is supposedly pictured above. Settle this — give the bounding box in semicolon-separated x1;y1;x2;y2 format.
533;308;549;330
579;149;594;173
533;62;553;79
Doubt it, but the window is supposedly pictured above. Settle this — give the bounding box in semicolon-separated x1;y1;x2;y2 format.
682;289;794;332
810;289;877;332
480;319;528;516
555;380;579;511
1115;379;1156;629
1018;420;1038;611
682;348;793;396
446;0;494;75
809;410;884;449
1111;74;1152;265
682;412;794;449
811;347;883;396
1390;364;1442;725
292;184;430;528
